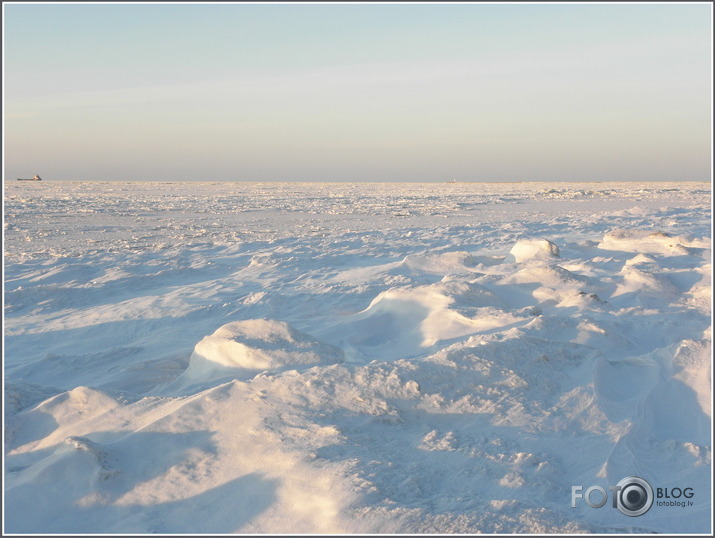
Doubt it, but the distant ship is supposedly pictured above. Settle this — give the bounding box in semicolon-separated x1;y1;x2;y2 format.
17;175;42;181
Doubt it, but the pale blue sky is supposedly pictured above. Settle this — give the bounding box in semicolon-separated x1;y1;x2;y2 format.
3;2;712;181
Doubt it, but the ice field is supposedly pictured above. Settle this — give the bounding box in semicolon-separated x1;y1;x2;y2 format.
3;181;712;533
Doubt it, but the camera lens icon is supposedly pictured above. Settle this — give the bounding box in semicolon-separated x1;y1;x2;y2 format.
616;476;653;517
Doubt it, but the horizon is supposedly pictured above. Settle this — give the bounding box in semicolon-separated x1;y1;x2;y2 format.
4;2;713;182
7;178;712;184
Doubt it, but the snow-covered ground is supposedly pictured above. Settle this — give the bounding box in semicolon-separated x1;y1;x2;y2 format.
3;181;712;533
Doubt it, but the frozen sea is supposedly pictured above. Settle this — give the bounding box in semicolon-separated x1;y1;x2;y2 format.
3;181;712;533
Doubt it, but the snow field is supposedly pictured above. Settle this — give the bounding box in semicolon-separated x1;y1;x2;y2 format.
3;181;711;533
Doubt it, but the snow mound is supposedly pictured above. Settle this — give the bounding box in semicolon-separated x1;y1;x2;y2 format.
613;266;679;300
5;386;121;453
624;253;659;267
502;264;588;288
505;238;560;263
174;320;344;388
599;229;692;255
317;283;523;359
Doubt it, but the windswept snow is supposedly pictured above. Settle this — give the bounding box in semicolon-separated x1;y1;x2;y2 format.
3;181;712;534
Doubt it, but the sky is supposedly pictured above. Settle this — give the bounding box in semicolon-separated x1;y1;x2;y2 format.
2;2;713;182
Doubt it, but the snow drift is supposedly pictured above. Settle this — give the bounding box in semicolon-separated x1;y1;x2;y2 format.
171;319;344;390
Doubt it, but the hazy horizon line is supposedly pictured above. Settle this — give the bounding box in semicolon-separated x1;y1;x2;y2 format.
6;178;712;184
